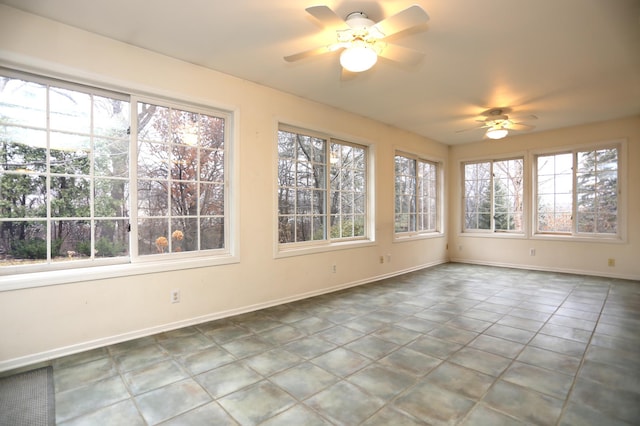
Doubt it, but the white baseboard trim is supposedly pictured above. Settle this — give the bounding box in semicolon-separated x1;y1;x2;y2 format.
449;257;640;281
0;259;447;373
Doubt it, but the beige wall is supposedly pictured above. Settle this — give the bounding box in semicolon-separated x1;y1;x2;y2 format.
0;5;638;371
0;6;448;369
448;116;640;280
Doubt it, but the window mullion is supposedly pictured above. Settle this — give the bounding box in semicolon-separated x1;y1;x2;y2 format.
129;98;139;260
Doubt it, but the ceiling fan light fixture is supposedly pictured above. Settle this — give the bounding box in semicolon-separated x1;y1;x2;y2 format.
340;43;378;72
486;127;509;140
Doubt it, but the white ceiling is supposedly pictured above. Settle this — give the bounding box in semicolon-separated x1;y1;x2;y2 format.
2;0;639;144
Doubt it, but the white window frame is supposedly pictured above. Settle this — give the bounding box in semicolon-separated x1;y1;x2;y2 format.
394;151;443;240
0;68;238;290
462;156;525;235
275;124;374;256
532;140;626;242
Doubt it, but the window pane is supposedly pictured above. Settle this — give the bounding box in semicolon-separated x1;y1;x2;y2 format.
95;138;129;177
536;153;572;233
49;87;91;134
0;77;47;128
51;176;91;218
137;218;169;255
464;161;491;230
0;220;47;265
95;220;128;257
137;102;227;255
0;128;47;172
0;173;47;218
95;178;129;217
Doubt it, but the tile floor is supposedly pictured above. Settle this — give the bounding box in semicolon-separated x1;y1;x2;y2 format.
36;264;640;424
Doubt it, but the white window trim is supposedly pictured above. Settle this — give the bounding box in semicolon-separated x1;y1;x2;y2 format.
274;123;375;258
530;139;627;243
393;149;445;242
461;155;526;236
0;68;240;290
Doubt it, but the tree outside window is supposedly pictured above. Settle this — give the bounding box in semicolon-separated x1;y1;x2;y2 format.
277;127;367;245
463;158;523;232
536;147;618;235
395;153;438;234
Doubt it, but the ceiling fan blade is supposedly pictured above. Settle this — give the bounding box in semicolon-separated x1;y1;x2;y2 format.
379;43;425;64
373;5;429;38
284;46;332;62
305;5;347;29
455;124;487;133
508;123;536;131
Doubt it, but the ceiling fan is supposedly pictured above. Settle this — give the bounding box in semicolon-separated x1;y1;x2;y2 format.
284;4;429;74
456;108;538;139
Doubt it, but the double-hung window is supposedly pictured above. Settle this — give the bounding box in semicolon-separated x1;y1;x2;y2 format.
0;70;232;276
394;153;439;235
463;158;524;233
277;126;368;247
535;145;620;237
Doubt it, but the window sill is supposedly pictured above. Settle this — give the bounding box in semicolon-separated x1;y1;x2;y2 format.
275;239;375;259
531;233;626;244
393;232;445;243
459;232;526;239
0;254;240;292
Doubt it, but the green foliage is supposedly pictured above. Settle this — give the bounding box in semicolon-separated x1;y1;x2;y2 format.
95;237;125;257
11;238;47;259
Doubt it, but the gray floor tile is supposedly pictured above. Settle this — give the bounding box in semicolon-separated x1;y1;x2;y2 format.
348;364;416;400
483;381;564;425
178;345;235;375
407;334;463;359
242;348;302;376
345;335;399;360
314;325;364;345
135;379;211;425
361;406;426;425
221;335;273;359
113;343;168;373
54;356;117;393
558;402;632;426
502;361;574;399
569;376;640;424
311;347;370;377
428;324;478;345
159;402;238;425
425;361;495;400
378;347;442;376
259;404;332;426
56;375;130;423
448;347;511;377
196;362;263;398
460;404;525;425
306;381;385;425
282;335;337;359
517;346;581;376
468;334;524;359
528;333;587;358
484;323;535;344
218;380;297;425
394;380;476;425
123;359;189;395
269;362;337;399
58;399;146;426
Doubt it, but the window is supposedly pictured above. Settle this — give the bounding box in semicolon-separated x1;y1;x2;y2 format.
0;70;231;275
394;153;439;234
463;158;523;232
536;145;619;236
277;126;368;246
136;101;226;256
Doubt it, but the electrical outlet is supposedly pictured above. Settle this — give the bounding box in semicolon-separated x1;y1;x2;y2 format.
386;254;392;263
608;258;615;267
379;256;384;264
170;289;180;304
530;248;536;256
332;264;337;273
